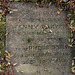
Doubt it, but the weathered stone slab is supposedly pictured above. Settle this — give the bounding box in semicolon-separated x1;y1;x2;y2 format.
6;2;73;75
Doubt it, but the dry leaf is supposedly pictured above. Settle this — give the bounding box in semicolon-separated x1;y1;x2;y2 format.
5;32;8;36
72;60;74;66
36;3;39;5
72;67;75;73
0;69;3;72
63;0;68;2
72;69;75;73
44;31;47;34
10;11;13;14
12;9;18;11
13;63;17;66
45;25;48;28
17;70;19;72
6;62;10;66
20;70;24;73
68;44;73;47
49;2;52;6
41;1;44;4
6;52;11;59
70;20;74;25
49;70;51;73
50;30;52;33
10;55;14;57
59;8;63;11
0;10;2;13
57;11;60;14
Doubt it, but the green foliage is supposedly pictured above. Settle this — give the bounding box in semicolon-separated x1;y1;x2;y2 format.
2;15;6;22
71;22;75;27
1;65;5;70
0;15;5;57
30;0;36;2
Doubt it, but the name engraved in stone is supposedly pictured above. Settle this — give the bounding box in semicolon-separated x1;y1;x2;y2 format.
13;45;68;51
19;24;39;29
18;24;66;29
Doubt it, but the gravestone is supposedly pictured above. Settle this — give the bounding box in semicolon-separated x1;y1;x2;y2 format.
6;2;73;75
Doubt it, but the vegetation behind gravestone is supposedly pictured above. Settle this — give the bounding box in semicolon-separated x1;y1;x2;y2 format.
0;0;75;74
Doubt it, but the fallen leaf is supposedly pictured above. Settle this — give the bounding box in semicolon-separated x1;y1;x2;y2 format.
57;11;60;14
8;62;10;65
6;62;10;66
0;10;2;13
44;31;47;34
36;3;39;5
17;70;19;72
63;0;68;2
6;52;11;59
10;55;14;57
72;69;75;73
5;32;8;36
68;39;70;42
59;8;63;11
45;25;48;28
0;69;3;72
13;63;17;66
49;30;52;33
49;2;52;6
41;1;44;4
70;20;74;25
69;26;75;29
49;70;51;73
68;44;73;47
5;50;8;53
72;60;74;66
71;67;75;73
20;70;24;73
12;9;18;11
10;11;13;14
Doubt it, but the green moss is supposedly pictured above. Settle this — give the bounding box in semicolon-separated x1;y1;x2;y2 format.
27;38;34;43
27;38;31;43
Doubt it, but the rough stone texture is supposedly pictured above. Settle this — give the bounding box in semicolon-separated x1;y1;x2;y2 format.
6;2;73;75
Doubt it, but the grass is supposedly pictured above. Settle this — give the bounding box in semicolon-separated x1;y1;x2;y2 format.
0;15;6;57
0;15;6;73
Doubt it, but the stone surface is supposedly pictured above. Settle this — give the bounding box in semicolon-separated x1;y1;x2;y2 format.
6;2;73;75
